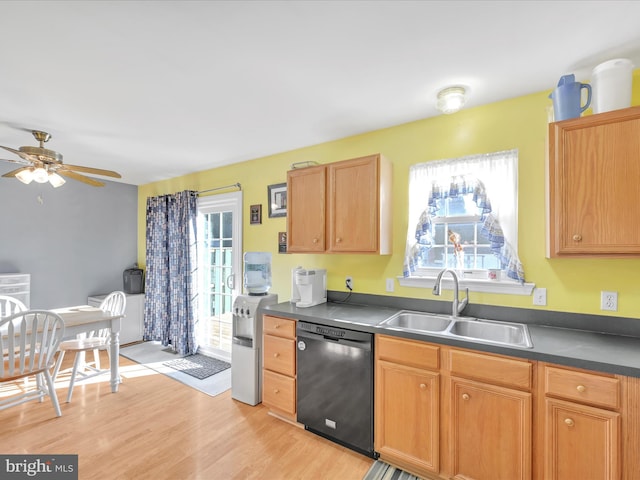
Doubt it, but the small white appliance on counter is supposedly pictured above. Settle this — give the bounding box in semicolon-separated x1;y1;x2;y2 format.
294;268;327;308
231;251;277;406
290;266;303;304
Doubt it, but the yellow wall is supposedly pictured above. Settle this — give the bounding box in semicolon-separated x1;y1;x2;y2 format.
138;72;640;319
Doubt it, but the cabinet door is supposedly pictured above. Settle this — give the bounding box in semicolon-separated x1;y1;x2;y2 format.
548;107;640;256
450;378;531;480
375;360;439;475
545;398;619;480
328;155;379;253
286;165;326;252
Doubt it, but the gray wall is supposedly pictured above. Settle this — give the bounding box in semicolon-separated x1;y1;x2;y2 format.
0;165;138;309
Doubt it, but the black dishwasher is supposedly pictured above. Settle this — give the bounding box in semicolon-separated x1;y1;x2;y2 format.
296;321;375;458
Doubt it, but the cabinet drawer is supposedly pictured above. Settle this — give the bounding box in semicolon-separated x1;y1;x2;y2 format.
448;348;532;390
263;315;296;339
377;334;439;370
263;370;296;415
264;334;296;376
544;365;620;409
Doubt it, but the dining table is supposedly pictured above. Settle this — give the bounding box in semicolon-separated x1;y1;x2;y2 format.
53;305;124;393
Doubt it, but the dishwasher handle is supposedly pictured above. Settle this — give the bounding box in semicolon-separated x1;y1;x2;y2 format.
297;324;372;351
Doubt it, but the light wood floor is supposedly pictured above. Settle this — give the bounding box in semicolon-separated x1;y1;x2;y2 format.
0;352;374;479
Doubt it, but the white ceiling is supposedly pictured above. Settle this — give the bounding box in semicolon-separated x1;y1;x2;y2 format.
1;0;639;186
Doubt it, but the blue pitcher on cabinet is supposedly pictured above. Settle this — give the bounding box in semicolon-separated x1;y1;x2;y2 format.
549;74;592;121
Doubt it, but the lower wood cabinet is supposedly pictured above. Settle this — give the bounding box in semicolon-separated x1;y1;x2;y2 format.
375;335;440;477
262;315;297;421
541;363;622;480
545;398;619;480
374;336;640;480
449;378;531;480
444;348;533;480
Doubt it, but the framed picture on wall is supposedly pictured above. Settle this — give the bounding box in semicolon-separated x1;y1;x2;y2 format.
250;204;262;224
268;183;287;218
278;231;287;253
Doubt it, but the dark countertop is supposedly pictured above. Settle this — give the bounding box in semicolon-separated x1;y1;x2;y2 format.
263;299;640;378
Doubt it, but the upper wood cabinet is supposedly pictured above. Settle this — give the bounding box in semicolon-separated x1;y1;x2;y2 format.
286;165;326;253
547;106;640;257
287;154;392;254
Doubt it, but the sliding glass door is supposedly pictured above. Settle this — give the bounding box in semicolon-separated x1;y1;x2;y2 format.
197;191;242;361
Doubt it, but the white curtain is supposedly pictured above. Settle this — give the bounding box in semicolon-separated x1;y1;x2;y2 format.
405;149;524;282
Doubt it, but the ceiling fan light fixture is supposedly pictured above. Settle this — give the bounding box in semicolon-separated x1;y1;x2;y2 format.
2;129;121;187
436;86;467;114
32;167;49;184
15;169;34;184
48;172;66;188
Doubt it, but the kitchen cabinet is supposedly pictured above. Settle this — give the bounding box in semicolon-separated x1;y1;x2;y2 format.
547;106;640;257
286;153;392;254
375;335;440;477
375;338;533;480
262;315;297;420
541;364;621;480
286;165;326;252
442;347;533;480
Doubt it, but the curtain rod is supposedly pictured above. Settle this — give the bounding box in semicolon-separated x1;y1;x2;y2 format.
197;182;241;196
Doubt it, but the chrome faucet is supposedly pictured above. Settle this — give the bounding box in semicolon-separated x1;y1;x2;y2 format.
432;269;469;318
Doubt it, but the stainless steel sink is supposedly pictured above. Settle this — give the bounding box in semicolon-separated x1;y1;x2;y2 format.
378;311;533;348
448;319;533;348
380;310;453;332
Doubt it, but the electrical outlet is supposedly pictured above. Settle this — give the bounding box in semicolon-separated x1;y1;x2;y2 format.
533;287;547;306
345;276;353;291
386;278;395;292
601;291;618;311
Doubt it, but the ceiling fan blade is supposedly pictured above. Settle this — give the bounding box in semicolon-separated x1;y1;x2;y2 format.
58;170;105;187
0;156;31;166
0;145;37;163
1;166;29;178
0;121;37;133
62;164;122;178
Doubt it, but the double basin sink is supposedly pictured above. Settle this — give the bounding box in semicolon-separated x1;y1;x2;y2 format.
379;310;533;349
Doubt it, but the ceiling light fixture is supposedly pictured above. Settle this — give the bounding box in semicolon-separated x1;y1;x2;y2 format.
436;86;467;114
48;172;66;188
15;169;34;184
13;166;66;187
32;167;49;184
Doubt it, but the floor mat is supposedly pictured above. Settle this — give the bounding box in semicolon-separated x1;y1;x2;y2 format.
120;341;231;397
163;354;230;379
362;460;420;480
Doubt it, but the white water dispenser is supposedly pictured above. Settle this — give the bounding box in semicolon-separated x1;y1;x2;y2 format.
231;251;277;405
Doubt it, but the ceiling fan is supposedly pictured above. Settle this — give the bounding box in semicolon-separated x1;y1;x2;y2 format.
0;130;121;187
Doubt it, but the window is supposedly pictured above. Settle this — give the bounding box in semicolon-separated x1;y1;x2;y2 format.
402;150;530;293
421;193;501;273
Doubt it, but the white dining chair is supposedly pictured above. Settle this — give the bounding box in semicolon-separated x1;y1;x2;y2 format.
53;291;126;402
0;295;27;318
0;310;65;417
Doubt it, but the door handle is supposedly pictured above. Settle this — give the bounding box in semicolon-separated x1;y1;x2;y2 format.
226;273;235;290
